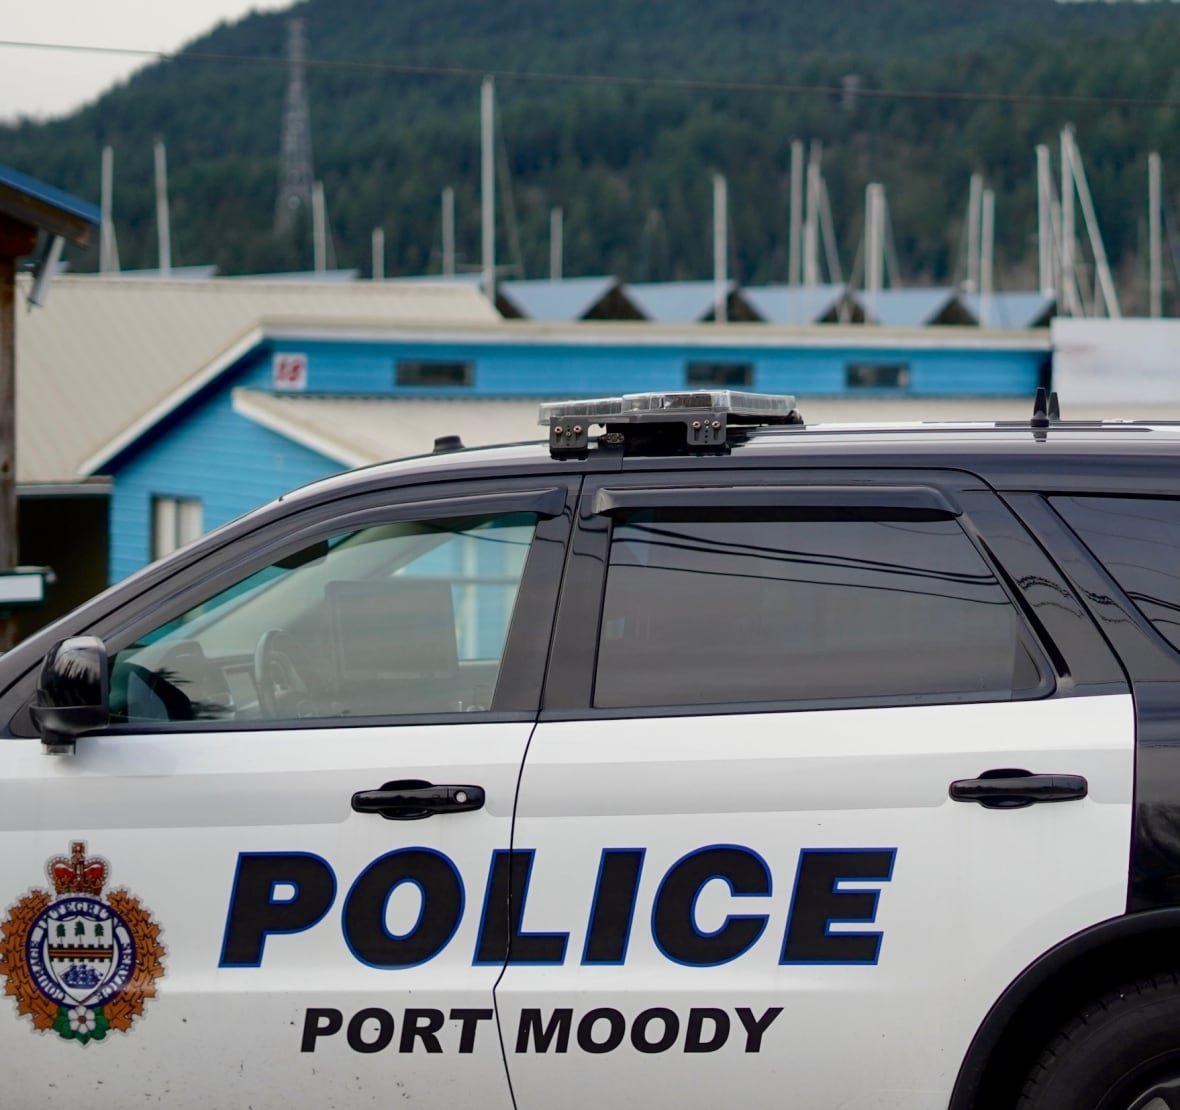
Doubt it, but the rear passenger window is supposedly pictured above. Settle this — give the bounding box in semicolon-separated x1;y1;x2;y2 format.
594;509;1044;709
1052;496;1180;651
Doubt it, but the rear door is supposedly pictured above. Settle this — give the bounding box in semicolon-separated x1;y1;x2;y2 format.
0;478;575;1110
497;470;1134;1109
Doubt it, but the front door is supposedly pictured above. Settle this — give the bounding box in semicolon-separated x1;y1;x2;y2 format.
0;480;574;1109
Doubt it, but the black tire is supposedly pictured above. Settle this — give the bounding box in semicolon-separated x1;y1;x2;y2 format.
1018;972;1180;1110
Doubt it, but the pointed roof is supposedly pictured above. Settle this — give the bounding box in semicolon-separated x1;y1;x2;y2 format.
496;276;632;321
741;283;850;324
15;276;497;483
862;288;977;327
623;280;743;323
964;292;1056;329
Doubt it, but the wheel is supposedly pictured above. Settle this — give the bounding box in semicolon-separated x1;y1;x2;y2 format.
252;628;306;718
1019;973;1180;1110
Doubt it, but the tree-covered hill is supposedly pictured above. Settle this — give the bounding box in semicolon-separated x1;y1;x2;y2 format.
3;0;1178;308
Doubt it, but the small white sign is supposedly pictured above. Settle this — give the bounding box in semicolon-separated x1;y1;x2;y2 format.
272;352;308;392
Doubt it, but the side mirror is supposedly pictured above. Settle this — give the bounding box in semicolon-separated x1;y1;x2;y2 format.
30;636;110;753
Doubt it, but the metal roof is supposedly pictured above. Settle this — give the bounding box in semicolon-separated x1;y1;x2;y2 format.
15;275;498;484
741;283;848;324
862;288;975;327
0;162;101;244
963;292;1056;329
496;277;621;321
231;391;549;466
622;280;739;323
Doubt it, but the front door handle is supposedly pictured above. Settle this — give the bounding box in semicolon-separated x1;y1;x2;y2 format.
352;779;486;821
949;768;1088;809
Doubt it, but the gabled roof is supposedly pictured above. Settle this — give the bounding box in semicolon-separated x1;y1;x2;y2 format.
741;283;849;324
963;292;1056;329
231;391;546;466
496;276;626;321
861;288;977;327
623;280;741;323
16;276;498;483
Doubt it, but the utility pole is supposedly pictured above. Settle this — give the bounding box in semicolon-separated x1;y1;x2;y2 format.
99;146;119;274
481;77;495;301
154;140;171;276
371;227;384;281
788;139;803;286
1150;152;1163;319
441;186;455;276
980;189;995;328
550;207;563;281
713;174;728;323
965;173;982;295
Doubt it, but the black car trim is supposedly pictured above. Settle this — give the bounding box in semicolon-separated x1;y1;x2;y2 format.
1004;492;1180;915
6;478;581;737
591;483;961;517
543;471;1060;715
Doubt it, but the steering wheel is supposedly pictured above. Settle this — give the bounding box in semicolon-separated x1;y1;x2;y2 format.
253;628;306;718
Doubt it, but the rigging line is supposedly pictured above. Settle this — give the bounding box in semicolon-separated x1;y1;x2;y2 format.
2;37;1180;110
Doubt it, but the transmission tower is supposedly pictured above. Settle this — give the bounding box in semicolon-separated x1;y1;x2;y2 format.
274;18;315;235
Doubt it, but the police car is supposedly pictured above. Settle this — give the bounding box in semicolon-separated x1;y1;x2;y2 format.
1;387;1179;1109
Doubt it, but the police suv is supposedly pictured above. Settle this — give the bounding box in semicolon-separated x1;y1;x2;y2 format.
2;388;1180;1109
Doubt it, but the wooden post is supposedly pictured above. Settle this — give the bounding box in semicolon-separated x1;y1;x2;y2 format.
0;215;38;649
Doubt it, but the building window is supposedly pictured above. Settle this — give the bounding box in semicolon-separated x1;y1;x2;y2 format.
685;362;754;388
152;496;203;561
846;363;911;389
395;360;474;388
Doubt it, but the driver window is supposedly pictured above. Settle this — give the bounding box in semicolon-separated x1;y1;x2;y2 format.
109;512;538;724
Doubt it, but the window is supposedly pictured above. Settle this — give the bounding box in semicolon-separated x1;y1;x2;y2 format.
152;496;203;560
594;509;1041;709
395;360;474;388
111;513;537;724
1052;496;1180;651
846;363;911;389
685;362;754;388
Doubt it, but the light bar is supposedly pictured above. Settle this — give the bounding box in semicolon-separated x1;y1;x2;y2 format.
538;390;797;426
540;390;802;457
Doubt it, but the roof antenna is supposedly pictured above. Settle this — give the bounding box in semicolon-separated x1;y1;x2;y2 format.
1048;391;1061;422
1031;387;1050;429
433;435;464;453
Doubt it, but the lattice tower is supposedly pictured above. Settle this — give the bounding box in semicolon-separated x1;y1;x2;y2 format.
274;18;315;234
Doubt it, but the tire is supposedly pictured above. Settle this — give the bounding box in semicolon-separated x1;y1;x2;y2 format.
1018;972;1180;1110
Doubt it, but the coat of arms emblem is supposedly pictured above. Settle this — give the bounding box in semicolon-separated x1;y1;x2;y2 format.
0;841;165;1044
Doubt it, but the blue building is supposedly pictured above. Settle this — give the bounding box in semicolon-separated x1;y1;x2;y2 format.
19;276;1052;587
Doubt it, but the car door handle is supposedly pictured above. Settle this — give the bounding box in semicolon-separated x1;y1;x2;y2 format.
351;779;486;821
949;769;1088;809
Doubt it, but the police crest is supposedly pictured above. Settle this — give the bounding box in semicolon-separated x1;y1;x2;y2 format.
0;842;165;1044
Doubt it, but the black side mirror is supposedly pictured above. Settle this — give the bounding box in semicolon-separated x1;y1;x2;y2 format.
31;636;110;753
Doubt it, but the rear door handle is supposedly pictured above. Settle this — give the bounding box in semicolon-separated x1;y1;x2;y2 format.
352;779;486;821
949;768;1088;809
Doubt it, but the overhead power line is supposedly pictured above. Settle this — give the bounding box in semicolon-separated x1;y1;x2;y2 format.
2;37;1180;111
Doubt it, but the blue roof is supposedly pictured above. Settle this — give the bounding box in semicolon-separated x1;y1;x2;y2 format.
0;162;100;228
861;288;974;327
963;292;1056;329
623;280;736;323
742;283;847;324
497;276;621;321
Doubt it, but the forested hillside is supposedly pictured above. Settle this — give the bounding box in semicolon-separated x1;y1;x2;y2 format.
3;0;1178;307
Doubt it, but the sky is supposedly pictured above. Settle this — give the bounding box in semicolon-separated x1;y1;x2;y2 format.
0;1;295;123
